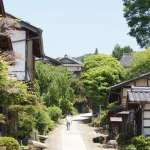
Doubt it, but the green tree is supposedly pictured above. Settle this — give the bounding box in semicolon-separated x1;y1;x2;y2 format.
47;106;62;122
82;54;125;112
70;78;86;102
35;106;54;135
0;17;52;143
95;48;98;54
0;55;42;142
122;0;150;48
125;47;150;79
35;61;75;114
112;44;134;60
0;58;8;88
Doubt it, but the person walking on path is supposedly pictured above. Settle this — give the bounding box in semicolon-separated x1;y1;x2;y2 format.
66;113;72;130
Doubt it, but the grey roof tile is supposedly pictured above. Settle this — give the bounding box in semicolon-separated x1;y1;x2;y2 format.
128;86;150;102
120;53;132;68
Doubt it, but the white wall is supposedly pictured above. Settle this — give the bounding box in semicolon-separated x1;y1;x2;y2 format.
8;31;26;80
65;66;82;71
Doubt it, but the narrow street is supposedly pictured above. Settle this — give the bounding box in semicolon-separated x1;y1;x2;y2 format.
45;113;115;150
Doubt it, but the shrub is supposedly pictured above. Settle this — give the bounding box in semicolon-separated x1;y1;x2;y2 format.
125;144;136;150
107;101;118;109
71;107;78;115
131;134;150;150
116;132;132;146
100;110;108;126
47;106;62;122
36;108;55;135
0;137;20;150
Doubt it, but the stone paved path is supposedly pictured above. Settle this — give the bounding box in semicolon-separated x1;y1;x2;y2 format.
61;121;87;150
44;113;116;150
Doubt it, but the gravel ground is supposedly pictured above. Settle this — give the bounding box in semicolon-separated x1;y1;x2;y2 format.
44;120;65;150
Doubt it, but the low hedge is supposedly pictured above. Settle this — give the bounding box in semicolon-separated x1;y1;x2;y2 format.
131;135;150;150
118;134;150;150
47;106;62;122
0;137;20;150
116;132;133;145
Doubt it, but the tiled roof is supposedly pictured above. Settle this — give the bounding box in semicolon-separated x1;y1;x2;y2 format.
59;55;83;65
120;53;132;68
128;87;150;102
43;56;62;65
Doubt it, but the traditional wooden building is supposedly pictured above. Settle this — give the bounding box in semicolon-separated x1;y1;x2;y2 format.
6;13;44;82
108;72;150;138
59;55;83;78
0;0;44;136
127;86;150;137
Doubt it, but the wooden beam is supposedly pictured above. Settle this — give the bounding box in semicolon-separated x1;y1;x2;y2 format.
12;37;40;43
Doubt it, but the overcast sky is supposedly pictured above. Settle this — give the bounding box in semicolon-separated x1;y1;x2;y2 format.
4;0;141;58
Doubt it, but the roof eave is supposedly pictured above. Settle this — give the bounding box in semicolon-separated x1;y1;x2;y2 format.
0;0;13;51
110;72;150;91
6;13;43;34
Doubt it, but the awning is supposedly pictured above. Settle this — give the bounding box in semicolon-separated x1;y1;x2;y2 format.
115;111;129;116
128;91;150;103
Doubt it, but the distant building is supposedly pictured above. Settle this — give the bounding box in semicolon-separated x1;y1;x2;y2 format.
120;53;132;68
59;55;83;78
37;55;62;66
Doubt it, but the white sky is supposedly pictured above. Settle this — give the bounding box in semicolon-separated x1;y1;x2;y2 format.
4;0;141;58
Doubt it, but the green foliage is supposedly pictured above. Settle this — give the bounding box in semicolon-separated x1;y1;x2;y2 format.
35;107;54;135
120;135;150;150
0;137;20;150
100;110;108;126
35;61;74;114
112;44;134;60
107;101;118;109
0;77;38;105
33;79;40;98
14;111;36;141
82;54;125;111
47;106;62;122
125;47;150;79
0;55;46;144
0;58;8;88
122;0;150;48
125;144;136;150
70;78;86;103
116;132;132;146
60;99;74;115
0;114;6;124
131;135;150;150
